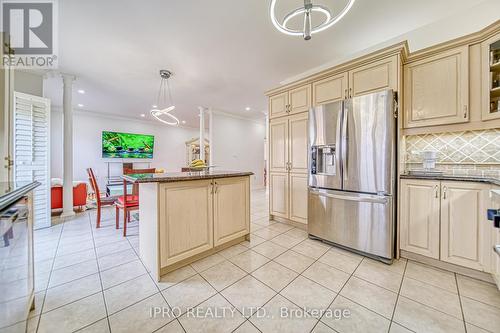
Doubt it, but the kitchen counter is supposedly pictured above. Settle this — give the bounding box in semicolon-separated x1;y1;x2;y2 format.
135;172;252;280
400;173;500;186
123;170;254;183
0;181;40;211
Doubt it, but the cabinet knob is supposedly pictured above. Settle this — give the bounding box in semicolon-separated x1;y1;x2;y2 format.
434;185;439;198
349;88;353;98
344;89;348;99
463;105;468;119
443;185;447;199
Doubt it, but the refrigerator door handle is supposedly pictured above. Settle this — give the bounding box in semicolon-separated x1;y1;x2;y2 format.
310;188;388;204
341;103;348;182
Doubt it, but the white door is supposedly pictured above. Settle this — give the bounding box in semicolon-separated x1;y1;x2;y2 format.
13;92;51;229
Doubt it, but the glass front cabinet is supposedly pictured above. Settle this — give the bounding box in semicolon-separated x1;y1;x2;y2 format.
482;33;500;120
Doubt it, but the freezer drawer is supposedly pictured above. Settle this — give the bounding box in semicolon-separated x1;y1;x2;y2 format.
308;188;394;259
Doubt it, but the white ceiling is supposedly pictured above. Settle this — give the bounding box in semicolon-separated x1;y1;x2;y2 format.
44;0;489;127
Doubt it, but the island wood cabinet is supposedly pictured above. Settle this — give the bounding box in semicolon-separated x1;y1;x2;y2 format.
269;112;308;224
403;46;469;128
312;55;399;106
269;84;311;119
400;179;491;271
159;177;250;268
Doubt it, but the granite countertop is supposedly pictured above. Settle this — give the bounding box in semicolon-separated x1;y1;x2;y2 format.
400;173;500;186
123;170;254;183
0;181;40;211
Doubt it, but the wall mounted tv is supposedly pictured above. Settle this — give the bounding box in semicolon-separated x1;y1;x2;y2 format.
102;131;155;159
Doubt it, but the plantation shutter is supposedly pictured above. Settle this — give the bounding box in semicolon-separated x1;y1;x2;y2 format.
13;92;51;229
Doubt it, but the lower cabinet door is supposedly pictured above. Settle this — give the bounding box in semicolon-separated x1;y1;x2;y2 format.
213;177;250;246
400;179;441;259
159;180;213;267
270;172;289;219
289;173;308;224
440;181;489;271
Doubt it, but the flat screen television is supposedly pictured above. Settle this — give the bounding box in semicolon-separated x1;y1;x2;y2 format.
102;131;154;159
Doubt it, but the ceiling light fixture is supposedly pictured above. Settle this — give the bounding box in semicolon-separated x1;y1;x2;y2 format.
245;107;251;111
270;0;355;40
77;103;84;107
77;89;85;94
181;120;186;124
150;70;180;126
140;114;146;117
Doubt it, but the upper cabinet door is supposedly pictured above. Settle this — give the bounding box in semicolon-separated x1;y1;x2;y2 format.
348;55;398;98
400;179;441;259
289;84;311;115
269;92;289;119
481;32;500;121
288;112;309;174
404;46;469;128
313;73;348;106
440;181;489;271
269;117;288;173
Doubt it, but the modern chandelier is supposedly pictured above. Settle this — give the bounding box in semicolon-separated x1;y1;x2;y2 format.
150;70;180;126
270;0;356;40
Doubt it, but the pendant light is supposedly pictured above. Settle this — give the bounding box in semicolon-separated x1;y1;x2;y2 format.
270;0;355;40
150;70;180;126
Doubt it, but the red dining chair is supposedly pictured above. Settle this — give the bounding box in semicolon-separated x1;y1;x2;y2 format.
117;168;156;236
87;168;119;228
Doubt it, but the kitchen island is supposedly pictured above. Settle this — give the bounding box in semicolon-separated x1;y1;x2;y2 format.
123;171;253;280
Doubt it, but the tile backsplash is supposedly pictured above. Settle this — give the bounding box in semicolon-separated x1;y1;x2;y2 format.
404;129;500;178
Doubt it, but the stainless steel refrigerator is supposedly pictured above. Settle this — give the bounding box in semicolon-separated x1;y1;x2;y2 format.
308;89;396;262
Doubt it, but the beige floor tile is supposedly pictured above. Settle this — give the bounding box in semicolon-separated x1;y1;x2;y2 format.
393;296;465;333
221;275;276;317
461;296;500;333
268;223;294;233
251;227;283;241
250;294;318;333
354;260;402;292
250;223;265;233
43;273;102;312
251;261;298;292
218;244;249;259
311;321;336;332
318;249;362;274
251;241;287;259
240;235;267;248
251;217;275;227
270;233;303;249
340;276;397;319
465;323;492;333
401;277;462;319
48;259;99;288
457;275;500;308
178;294;245;333
284;228;308;240
100;259;146;289
322;296;390;333
362;257;407;275
52;249;96;270
229;250;270;273
97;248;138;271
200;260;246;291
162;274;217;314
389;322;413;333
303;261;350;293
274;250;314;273
404;261;457;293
77;319;110;332
109;293;174;333
280;276;336;315
155;319;185;333
190;253;226;272
104;274;158;314
233;321;261;333
291;241;328;259
156;265;197;290
95;240;132;258
38;293;106;333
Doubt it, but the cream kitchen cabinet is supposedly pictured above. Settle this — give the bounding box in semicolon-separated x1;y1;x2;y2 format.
490;188;500;288
400;179;491;271
269;84;311;119
269;112;309;225
400;179;441;259
312;73;349;106
481;32;500;121
404;46;469;128
213;177;250;246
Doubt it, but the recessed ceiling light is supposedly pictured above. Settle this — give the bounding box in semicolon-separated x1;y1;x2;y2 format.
77;89;85;94
181;120;186;124
140;114;146;118
152;105;158;108
77;103;84;107
245;107;251;111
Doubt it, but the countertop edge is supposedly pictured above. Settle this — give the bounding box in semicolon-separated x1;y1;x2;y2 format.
124;172;254;183
400;174;500;186
0;181;41;211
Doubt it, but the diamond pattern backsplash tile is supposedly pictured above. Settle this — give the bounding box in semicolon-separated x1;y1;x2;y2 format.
405;129;500;164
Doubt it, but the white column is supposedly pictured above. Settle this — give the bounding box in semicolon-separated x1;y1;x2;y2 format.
61;74;76;218
208;108;213;166
199;106;205;162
